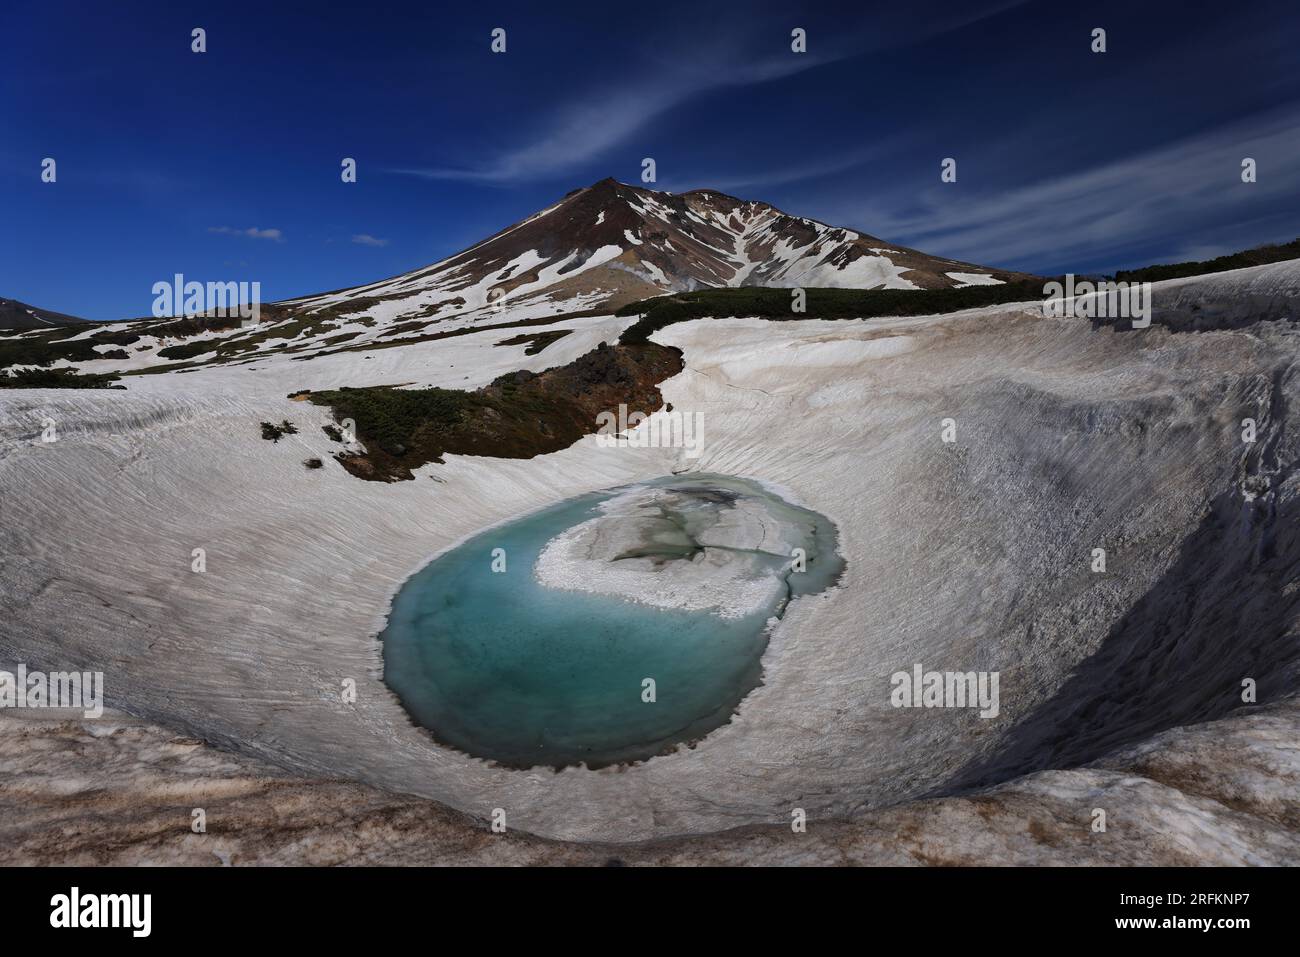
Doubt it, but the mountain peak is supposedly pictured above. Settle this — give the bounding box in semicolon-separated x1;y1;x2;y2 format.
283;180;1032;328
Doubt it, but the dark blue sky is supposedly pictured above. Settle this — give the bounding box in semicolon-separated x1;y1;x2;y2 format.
3;0;1299;321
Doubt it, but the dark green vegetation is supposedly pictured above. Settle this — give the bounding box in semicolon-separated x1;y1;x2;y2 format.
289;307;609;363
0;310;254;376
306;341;683;481
494;329;573;355
145;314;245;339
0;335;102;368
309;387;477;461
0;323;144;368
146;306;335;364
1115;238;1300;284
260;420;299;442
0;367;123;389
614;282;1051;344
322;424;344;442
157;339;220;360
304;458;324;469
0;304;363;379
320;331;364;347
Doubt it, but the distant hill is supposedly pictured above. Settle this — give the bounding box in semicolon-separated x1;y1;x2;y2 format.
1115;238;1300;283
0;297;88;330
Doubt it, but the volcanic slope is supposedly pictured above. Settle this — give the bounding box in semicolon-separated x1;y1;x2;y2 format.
286;177;1030;326
0;178;1034;387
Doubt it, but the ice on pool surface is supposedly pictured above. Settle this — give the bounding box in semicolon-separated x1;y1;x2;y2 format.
382;475;843;769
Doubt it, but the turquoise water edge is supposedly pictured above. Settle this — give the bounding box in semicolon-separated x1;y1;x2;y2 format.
382;474;843;769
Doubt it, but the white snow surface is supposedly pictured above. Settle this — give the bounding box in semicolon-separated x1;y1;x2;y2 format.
533;484;798;619
946;271;1004;288
2;260;1298;844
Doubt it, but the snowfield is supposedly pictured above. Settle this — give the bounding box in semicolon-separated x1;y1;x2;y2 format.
1;260;1297;855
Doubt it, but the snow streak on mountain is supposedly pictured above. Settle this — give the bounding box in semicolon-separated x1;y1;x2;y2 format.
287;178;1028;325
0;178;1034;381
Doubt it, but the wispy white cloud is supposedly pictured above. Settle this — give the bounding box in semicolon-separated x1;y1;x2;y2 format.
351;233;389;247
839;104;1300;271
208;226;284;242
388;55;830;184
660;135;918;195
388;4;1025;186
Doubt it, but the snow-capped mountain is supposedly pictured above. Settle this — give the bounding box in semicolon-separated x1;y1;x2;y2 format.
0;178;1034;382
285;178;1030;325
